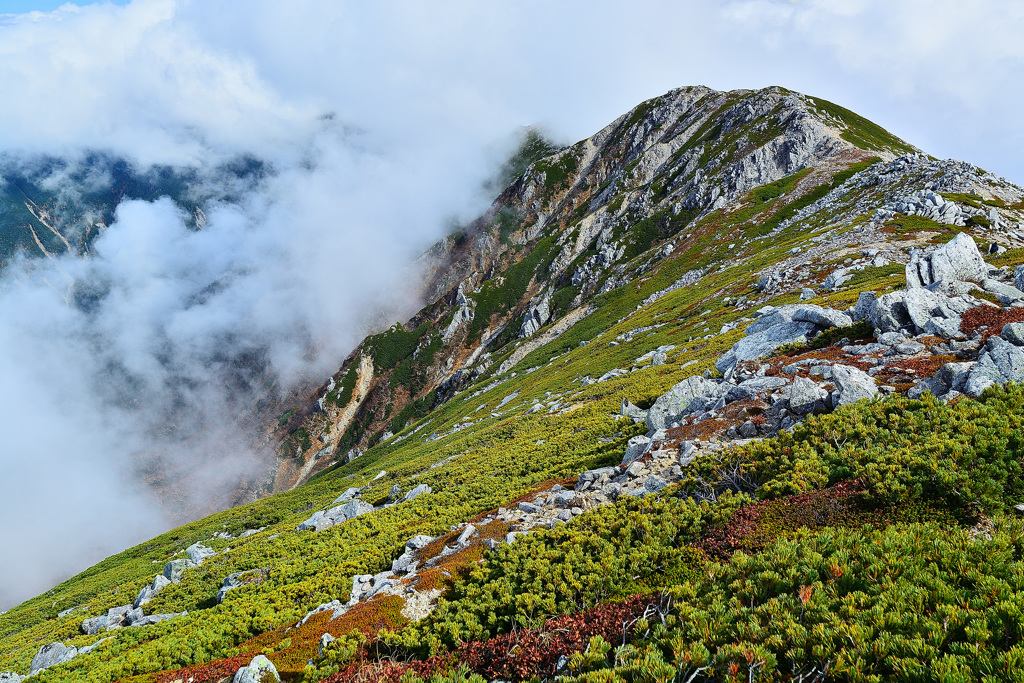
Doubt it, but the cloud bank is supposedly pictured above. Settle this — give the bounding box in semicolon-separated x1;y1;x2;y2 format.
1;0;1023;609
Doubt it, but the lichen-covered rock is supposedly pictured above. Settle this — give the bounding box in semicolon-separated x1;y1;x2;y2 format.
620;398;648;422
233;654;280;683
163;558;195;584
185;543;217;566
30;642;77;674
965;337;1024;396
715;321;819;375
622;435;651;464
405;534;434;552
645;376;725;432
400;484;432;503
788;376;827;415
217;573;245;604
331;487;361;504
981;278;1024;304
831;365;878;405
104;604;133;631
134;573;171;608
728;376;788;401
1002;322;1024;346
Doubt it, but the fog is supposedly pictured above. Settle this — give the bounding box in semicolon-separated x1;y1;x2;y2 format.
1;0;1022;609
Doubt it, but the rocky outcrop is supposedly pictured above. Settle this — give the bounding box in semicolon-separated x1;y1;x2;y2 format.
133;574;171;608
519;293;551;338
233;655;280;683
297;498;374;532
30;642;77;675
645;376;727;433
964;336;1024;397
906;232;989;288
716;304;852;376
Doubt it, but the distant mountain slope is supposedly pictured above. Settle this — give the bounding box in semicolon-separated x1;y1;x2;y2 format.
4;86;1024;683
0;152;267;267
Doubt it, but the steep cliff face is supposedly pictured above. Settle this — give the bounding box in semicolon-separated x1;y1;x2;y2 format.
268;85;926;488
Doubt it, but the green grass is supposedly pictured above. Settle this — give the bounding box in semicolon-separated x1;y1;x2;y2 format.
809;97;916;154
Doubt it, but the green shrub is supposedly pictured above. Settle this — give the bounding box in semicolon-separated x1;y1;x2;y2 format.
565;519;1024;683
810;320;874;349
685;386;1024;514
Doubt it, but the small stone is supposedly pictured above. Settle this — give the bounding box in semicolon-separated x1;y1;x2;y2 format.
738;420;758;438
895;340;926;355
456;525;477;546
799;288;815;301
518;502;542;515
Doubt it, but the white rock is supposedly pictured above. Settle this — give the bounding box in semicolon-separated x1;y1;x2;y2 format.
831;365;878;406
233;655;280;683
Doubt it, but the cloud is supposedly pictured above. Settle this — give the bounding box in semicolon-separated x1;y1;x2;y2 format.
1;0;1023;609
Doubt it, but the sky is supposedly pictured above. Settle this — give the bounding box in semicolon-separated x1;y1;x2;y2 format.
1;0;1023;609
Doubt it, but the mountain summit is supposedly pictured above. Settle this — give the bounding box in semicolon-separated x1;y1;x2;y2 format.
4;86;1024;683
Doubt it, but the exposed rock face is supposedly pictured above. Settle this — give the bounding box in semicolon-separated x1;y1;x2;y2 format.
442;284;475;340
906;232;989;288
519;293;551;338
